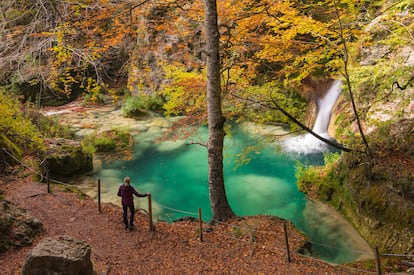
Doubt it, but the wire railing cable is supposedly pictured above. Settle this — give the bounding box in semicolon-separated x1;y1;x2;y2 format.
3;148;413;270
157;203;199;217
381;253;414;258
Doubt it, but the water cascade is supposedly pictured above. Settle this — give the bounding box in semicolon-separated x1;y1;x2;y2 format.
283;80;342;154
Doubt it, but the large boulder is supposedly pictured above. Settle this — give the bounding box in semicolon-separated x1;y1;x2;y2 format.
0;200;42;253
44;138;93;178
22;235;93;275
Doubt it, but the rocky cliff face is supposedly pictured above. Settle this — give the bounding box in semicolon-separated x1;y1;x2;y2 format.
299;119;414;255
338;119;414;254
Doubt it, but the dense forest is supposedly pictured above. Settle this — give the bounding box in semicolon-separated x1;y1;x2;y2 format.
1;0;412;151
1;0;412;154
0;0;413;272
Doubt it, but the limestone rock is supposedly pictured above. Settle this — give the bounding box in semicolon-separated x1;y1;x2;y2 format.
0;200;42;253
44;138;93;178
334;119;414;255
22;235;93;275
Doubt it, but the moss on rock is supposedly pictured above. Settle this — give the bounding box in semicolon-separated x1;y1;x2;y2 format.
298;119;414;255
43;138;93;179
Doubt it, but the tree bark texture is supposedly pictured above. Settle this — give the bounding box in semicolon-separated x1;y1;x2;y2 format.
203;0;235;221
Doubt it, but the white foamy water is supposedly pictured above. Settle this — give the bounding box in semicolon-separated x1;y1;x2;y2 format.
283;80;342;154
44;109;71;116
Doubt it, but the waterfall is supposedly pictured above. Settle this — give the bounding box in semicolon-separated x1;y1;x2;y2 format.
283;80;342;154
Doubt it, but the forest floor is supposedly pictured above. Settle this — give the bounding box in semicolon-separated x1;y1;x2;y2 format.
0;175;373;275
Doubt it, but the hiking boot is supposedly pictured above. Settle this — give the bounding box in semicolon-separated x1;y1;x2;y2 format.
128;225;134;232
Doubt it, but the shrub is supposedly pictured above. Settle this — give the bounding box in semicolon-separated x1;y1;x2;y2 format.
94;136;116;152
0;91;45;161
25;109;73;139
121;94;164;117
82;129;133;153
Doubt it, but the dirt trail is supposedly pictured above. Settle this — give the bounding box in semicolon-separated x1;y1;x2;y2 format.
0;176;364;274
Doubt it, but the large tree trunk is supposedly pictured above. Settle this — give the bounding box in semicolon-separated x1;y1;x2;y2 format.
203;0;235;221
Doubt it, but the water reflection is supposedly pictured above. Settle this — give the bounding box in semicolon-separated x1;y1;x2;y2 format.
95;125;372;263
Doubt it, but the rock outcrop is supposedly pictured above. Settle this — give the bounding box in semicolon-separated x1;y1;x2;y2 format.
341;119;414;254
22;235;93;275
0;200;42;253
300;119;414;255
43;138;93;179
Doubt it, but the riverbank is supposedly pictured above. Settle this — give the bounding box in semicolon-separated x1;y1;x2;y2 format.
0;175;369;274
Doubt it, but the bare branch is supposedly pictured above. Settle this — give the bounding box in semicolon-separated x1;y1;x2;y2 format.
393;75;414;91
186;142;207;147
231;92;353;153
333;0;371;156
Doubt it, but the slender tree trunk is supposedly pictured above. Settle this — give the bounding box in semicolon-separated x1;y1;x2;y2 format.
334;1;371;157
203;0;235;221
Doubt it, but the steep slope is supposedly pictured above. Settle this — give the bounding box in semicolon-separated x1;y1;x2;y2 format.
339;119;413;254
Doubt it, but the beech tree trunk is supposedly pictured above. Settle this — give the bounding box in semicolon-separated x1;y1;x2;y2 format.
203;0;235;221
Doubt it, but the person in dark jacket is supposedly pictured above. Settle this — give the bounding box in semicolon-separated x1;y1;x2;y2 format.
117;176;149;231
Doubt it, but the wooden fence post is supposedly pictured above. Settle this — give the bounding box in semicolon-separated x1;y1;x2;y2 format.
47;169;50;194
198;208;203;242
97;179;101;213
148;193;154;231
375;246;382;275
283;223;291;262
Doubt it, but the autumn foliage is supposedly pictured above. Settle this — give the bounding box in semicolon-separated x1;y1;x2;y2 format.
0;0;410;125
0;0;366;101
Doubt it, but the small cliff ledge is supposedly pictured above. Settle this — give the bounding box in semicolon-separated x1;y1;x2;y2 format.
341;118;414;254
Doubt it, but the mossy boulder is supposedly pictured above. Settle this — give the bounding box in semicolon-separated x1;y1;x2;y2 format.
44;138;93;178
80;130;134;162
0;200;43;253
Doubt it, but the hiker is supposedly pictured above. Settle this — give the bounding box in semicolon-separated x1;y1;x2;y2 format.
117;176;149;231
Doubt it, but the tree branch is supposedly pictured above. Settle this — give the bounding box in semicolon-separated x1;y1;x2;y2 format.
334;0;371;156
393;75;414;91
231;92;353;153
186;142;207;147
